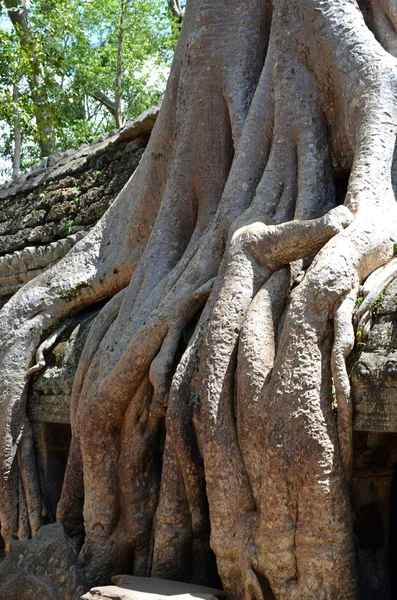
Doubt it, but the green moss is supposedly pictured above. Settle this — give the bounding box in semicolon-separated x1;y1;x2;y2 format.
370;289;388;316
60;281;92;302
53;341;68;365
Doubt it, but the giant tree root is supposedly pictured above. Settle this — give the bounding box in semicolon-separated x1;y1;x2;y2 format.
1;0;397;598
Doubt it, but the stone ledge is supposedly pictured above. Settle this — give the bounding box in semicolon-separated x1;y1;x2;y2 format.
0;231;86;295
28;394;71;424
81;576;224;600
0;105;159;200
0;106;156;295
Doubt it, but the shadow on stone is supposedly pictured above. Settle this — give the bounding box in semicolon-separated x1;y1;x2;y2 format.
0;522;87;600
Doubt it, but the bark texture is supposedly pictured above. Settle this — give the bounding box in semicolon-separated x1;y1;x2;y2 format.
1;0;397;598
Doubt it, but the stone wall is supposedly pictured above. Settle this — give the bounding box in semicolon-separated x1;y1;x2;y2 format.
0;106;158;302
350;277;397;599
0;107;158;550
29;308;100;521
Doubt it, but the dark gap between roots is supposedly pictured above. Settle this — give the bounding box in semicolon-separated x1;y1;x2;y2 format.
334;170;350;206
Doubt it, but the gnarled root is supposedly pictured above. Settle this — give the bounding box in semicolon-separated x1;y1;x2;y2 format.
331;287;358;483
355;257;397;339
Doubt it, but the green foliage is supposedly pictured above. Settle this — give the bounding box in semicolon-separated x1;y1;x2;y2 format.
65;219;74;234
60;281;92;302
0;0;178;176
370;288;389;317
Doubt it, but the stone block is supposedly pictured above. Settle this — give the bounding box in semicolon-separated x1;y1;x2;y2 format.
81;575;224;600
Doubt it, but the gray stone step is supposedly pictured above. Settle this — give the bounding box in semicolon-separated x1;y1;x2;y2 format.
81;575;224;600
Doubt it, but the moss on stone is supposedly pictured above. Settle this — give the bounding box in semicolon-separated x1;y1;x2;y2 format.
60;281;92;302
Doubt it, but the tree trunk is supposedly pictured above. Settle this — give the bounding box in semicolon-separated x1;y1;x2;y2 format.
3;0;56;157
114;0;126;129
93;0;126;129
12;84;22;178
1;0;397;598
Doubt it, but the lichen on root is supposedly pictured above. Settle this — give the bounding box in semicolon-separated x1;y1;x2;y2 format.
1;0;397;598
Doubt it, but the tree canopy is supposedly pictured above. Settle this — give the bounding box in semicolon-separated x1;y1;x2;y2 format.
0;0;178;176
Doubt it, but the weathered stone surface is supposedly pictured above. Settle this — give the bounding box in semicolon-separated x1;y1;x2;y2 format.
0;523;87;600
0;106;158;300
29;307;100;424
0;231;86;296
350;275;397;598
352;277;397;432
81;576;224;600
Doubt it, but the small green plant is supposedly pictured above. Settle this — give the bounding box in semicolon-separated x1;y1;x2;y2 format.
370;291;385;317
39;192;46;199
94;170;101;178
355;296;364;306
356;330;363;339
30;327;41;335
65;219;74;235
69;185;81;206
60;281;92;302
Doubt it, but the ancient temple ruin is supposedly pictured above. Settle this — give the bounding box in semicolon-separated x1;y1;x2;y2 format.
0;105;397;599
0;106;158;556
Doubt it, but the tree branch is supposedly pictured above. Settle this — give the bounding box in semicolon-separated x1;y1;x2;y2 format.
12;84;22;178
114;0;126;129
3;0;30;45
168;0;183;22
92;90;117;116
3;0;56;157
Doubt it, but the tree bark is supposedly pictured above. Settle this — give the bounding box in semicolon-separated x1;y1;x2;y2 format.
92;0;126;131
0;0;397;598
12;84;22;178
114;0;126;129
3;0;56;157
